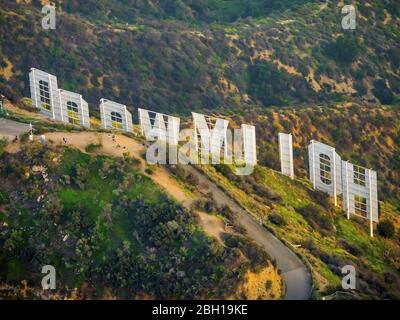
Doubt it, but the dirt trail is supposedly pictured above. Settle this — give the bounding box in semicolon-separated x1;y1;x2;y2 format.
2;127;310;299
45;131;225;242
196;211;225;244
3;103;47;121
183;166;312;300
46;132;189;199
0;118;31;140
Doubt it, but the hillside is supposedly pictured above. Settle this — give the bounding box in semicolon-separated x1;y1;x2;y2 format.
197;163;400;299
0;132;282;299
1;102;399;299
58;0;315;23
224;103;400;207
0;0;399;301
0;0;399;114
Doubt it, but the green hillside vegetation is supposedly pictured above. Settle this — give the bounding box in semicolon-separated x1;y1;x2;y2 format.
58;0;315;23
0;0;399;300
0;141;273;299
0;0;399;114
1;99;399;299
196;163;400;299
229;104;400;207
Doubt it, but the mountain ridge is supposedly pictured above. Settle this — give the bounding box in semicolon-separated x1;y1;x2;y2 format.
1;0;399;114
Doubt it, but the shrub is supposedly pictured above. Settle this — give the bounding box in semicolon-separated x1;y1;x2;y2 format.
373;79;394;105
218;205;234;220
247;60;313;106
229;234;270;268
145;166;155;175
75;164;90;189
268;211;286;226
0;137;8;156
131;157;141;167
192;197;216;213
85;142;102;153
215;164;237;181
186;172;199;186
377;220;396;238
323;35;361;65
170;165;187;180
297;204;335;236
339;240;363;256
310;190;331;210
204;199;216;213
16;98;38;113
252;183;282;203
0;189;9;205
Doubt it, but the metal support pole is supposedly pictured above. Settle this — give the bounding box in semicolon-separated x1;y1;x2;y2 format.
332;147;337;207
345;161;350;219
311;140;316;189
368;169;374;238
289;134;294;179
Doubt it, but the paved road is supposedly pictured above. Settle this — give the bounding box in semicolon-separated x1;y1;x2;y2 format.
185;166;313;300
0;119;312;299
0;118;30;140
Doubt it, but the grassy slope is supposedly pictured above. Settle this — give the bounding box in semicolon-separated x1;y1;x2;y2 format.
213;104;400;207
0;108;282;299
1;99;400;299
199;164;400;299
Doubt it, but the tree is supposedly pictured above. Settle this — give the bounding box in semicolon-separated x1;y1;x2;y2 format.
377;220;396;239
324;35;362;65
268;211;286;226
372;79;394;105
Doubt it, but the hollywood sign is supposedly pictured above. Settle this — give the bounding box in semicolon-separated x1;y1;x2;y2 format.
29;68;378;235
29;68;257;175
279;133;379;237
29;68;132;132
140;110;257;175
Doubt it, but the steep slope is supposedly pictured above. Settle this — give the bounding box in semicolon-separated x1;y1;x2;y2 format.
58;0;315;23
197;164;400;299
228;104;400;206
41;130;311;299
0;129;282;299
0;0;399;113
1;98;400;300
0;0;399;300
0;104;298;299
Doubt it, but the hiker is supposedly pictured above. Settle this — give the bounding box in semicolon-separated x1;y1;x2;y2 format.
63;137;67;144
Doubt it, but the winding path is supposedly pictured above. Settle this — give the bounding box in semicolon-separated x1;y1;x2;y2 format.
0;118;30;140
183;166;313;300
0;126;313;299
